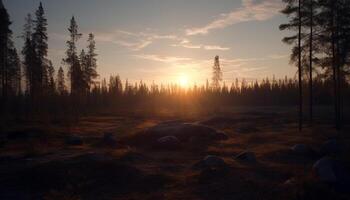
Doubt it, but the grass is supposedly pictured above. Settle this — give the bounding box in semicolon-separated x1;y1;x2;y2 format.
0;106;349;199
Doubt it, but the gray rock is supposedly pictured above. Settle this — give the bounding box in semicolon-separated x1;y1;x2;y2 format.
283;178;297;186
66;135;83;146
313;157;350;193
313;157;337;182
157;136;180;147
235;151;257;163
193;155;228;170
147;122;228;142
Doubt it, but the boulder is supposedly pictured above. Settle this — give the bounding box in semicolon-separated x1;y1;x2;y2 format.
156;136;180;149
313;157;350;192
234;151;257;163
193;155;228;170
313;157;337;183
66;135;83;146
128;122;228;148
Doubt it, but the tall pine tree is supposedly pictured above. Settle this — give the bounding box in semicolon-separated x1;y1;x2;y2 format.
56;66;66;95
84;33;98;92
0;0;11;100
212;55;222;91
63;16;83;96
33;2;48;97
22;13;36;95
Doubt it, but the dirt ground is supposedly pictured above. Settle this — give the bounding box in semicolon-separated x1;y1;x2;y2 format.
0;107;349;200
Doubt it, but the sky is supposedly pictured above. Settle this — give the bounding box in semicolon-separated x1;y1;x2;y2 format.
3;0;295;85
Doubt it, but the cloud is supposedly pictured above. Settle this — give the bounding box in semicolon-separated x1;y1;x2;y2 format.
96;29;231;51
203;45;230;51
186;0;283;35
171;39;230;51
94;30;180;51
112;40;152;51
134;54;192;63
171;43;202;49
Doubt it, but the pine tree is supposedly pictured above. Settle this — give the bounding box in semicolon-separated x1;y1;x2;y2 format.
317;0;350;129
47;61;55;94
56;66;66;95
7;45;21;96
79;49;87;92
33;2;48;95
280;0;305;131
63;16;83;96
84;33;98;92
0;0;12;99
212;55;222;90
22;14;36;95
305;0;318;124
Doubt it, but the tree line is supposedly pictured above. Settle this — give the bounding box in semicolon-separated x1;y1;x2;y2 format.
280;0;350;130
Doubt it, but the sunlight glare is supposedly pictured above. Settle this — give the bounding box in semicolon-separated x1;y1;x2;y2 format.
179;74;189;88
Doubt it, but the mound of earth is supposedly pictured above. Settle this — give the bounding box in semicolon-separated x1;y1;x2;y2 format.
0;153;171;199
127;121;228;147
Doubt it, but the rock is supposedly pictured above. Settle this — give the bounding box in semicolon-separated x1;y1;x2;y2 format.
147;122;228;142
129;122;228;148
66;135;83;146
283;177;297;186
158;135;179;143
320;139;340;155
156;136;180;149
103;132;117;146
313;157;337;182
291;144;314;155
193;155;228;170
313;157;350;191
234;151;257;163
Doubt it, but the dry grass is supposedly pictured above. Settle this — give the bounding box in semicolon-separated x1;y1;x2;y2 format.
0;108;349;199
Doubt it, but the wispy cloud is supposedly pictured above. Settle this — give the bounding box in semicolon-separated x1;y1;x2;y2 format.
96;29;231;51
186;0;283;35
203;45;230;51
134;54;192;63
171;39;230;51
94;30;179;51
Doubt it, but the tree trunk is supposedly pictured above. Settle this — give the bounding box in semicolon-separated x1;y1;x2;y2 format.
298;0;303;131
309;0;313;125
331;2;339;130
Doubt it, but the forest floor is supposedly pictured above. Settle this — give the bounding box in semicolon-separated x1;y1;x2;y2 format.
0;107;350;200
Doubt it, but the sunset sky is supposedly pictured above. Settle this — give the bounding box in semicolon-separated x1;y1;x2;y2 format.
4;0;295;85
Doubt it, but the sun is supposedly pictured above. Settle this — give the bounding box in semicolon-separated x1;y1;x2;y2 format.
178;74;189;88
